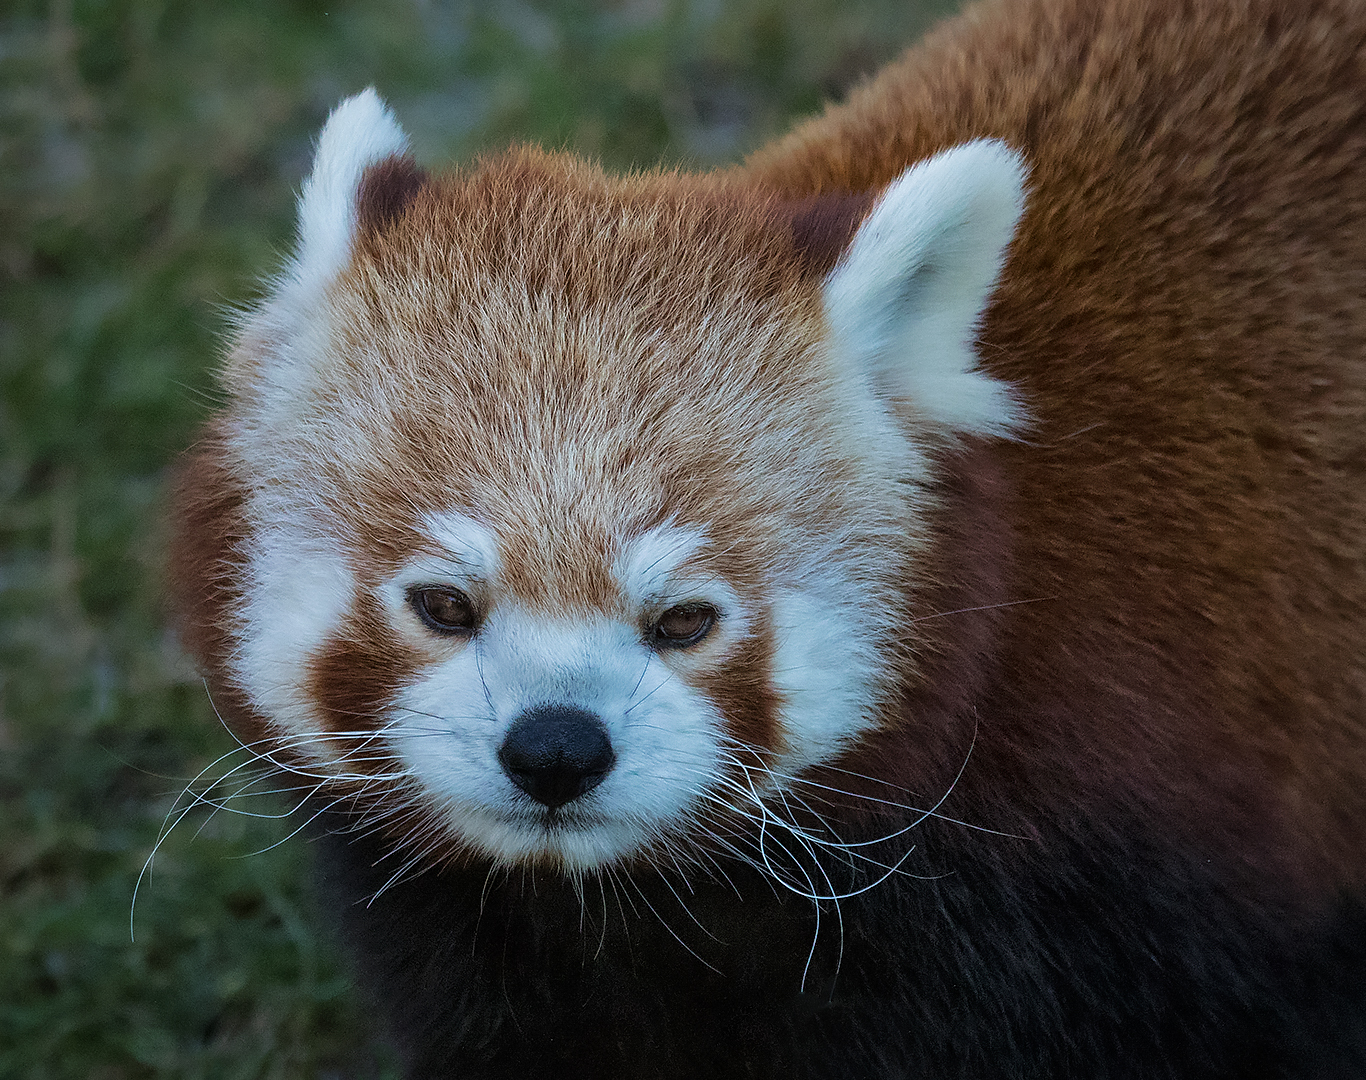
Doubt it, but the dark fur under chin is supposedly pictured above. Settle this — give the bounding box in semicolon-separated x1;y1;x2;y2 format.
312;810;1366;1080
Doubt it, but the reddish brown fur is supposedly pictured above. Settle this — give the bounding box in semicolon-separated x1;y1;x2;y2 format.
307;590;419;737
357;156;428;239
744;0;1366;897
780;191;878;275
697;621;783;754
171;149;927;843
162;2;1366;1074
322;151;922;626
166;424;270;750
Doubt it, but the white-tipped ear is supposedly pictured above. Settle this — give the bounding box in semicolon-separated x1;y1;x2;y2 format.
293;88;410;293
824;139;1028;437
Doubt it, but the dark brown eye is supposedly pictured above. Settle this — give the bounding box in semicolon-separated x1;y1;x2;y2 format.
409;587;478;635
649;603;717;649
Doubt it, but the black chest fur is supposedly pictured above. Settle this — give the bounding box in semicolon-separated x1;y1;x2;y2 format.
315;814;1366;1080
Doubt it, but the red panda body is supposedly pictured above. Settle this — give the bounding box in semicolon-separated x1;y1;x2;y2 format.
170;0;1366;1075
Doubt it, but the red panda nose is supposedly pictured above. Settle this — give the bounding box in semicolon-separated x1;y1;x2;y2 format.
497;705;616;810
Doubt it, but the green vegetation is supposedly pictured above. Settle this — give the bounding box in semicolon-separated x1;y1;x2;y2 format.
0;1;958;1075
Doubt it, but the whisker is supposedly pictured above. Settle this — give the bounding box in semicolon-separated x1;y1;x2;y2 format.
654;867;724;944
235;800;331;858
909;596;1057;623
624;669;677;716
624;875;722;975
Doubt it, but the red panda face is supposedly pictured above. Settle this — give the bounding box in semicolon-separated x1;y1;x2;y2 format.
371;516;781;870
182;91;1026;874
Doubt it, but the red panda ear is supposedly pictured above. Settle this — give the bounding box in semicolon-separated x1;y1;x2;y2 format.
291;88;411;296
823;139;1029;438
218;91;414;400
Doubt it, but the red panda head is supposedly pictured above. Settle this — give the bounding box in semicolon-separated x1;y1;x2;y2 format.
173;89;1027;874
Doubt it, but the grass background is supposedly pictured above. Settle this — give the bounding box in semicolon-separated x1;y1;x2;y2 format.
1;1;961;1075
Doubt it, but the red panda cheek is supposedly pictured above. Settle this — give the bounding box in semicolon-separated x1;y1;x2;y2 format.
167;433;267;747
306;593;418;739
694;626;784;758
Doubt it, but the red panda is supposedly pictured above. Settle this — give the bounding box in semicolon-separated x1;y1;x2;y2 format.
168;0;1366;1075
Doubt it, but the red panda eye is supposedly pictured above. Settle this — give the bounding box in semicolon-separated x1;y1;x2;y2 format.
409;587;478;635
649;604;717;649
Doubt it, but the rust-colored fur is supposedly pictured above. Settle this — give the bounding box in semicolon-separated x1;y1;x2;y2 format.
169;0;1366;1075
743;0;1366;898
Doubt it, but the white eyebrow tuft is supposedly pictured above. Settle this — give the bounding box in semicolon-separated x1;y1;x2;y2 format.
422;511;502;579
614;523;709;604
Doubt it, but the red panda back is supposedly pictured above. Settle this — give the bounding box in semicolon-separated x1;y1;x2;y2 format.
748;0;1366;898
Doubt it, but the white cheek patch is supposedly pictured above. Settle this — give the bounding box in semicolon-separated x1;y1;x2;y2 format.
386;606;726;870
234;528;356;745
766;587;883;777
619;524;884;784
615;523;884;794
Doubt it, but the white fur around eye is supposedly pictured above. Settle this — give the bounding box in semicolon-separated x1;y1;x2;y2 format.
376;512;501;640
614;523;749;651
614;522;708;606
422;510;501;580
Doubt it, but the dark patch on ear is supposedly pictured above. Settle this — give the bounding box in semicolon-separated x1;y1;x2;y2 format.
781;191;877;275
357;155;428;236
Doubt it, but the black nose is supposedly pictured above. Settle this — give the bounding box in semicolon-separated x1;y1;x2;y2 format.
497;705;616;810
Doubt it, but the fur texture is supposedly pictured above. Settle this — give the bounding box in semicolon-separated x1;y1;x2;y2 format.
168;0;1366;1075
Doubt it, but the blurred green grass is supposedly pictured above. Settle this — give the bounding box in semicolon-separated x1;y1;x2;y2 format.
0;1;960;1075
